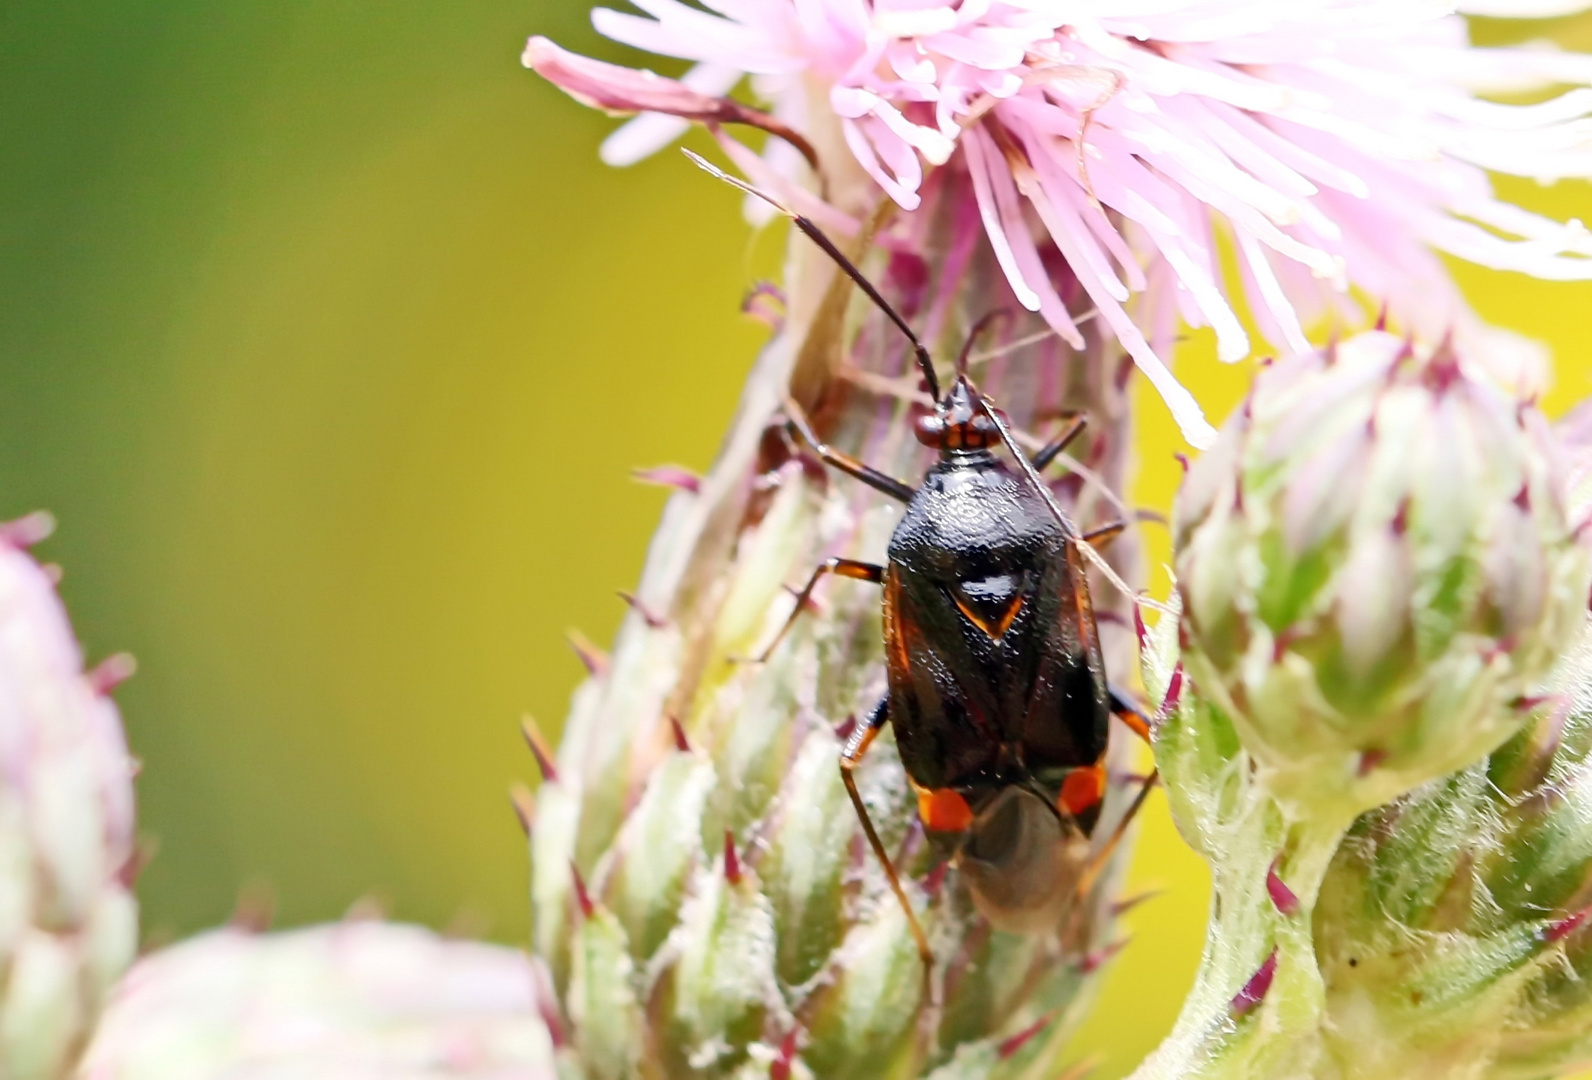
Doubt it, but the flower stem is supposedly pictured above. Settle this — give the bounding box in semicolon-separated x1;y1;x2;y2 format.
1130;785;1351;1080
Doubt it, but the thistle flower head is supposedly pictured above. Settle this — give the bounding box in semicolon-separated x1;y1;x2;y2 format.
528;1;1592;446
1134;390;1592;1079
1312;607;1592;1080
1174;330;1591;819
515;133;1146;1071
0;518;138;1080
76;922;558;1079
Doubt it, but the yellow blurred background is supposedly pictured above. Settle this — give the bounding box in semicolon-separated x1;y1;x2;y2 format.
1;3;1588;1076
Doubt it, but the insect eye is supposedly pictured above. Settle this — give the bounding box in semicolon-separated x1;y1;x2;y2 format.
914;413;946;447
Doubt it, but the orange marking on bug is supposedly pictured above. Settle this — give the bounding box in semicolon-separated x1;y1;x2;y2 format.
883;570;914;676
952;591;1025;641
846;721;882;763
1061;542;1100;651
916;785;975;833
1059;764;1107;817
1115;705;1152;745
1075;582;1098;653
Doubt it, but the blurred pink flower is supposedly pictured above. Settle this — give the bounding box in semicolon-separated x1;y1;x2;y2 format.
528;2;1592;446
0;512;138;1076
79;922;557;1080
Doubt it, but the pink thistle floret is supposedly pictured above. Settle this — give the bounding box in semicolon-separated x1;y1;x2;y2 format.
529;1;1592;447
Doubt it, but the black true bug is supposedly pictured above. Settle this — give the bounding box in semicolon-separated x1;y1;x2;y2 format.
689;153;1157;969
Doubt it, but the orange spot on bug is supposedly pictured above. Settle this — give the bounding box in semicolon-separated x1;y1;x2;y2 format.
883;569;915;677
951;589;1025;641
916;786;974;833
1059;764;1106;817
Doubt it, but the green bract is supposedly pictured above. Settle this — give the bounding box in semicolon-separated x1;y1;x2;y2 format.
1176;331;1590;822
1314;637;1592;1080
1132;604;1592;1080
1132;345;1592;1080
1309;419;1592;1080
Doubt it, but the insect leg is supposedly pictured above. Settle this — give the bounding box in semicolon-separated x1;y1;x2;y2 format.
1073;770;1159;902
977;393;1080;538
1109;684;1154;746
954;310;1012;376
748;558;884;663
784;397;915;504
1030;415;1087;473
840;695;935;973
976;393;1143;604
1080;520;1126;550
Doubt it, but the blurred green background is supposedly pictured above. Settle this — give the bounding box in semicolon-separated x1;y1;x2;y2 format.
2;2;1589;1076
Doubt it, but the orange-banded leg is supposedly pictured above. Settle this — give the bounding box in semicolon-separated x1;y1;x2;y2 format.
840;695;935;975
1073;767;1158;903
1109;684;1154;746
1032;417;1133;554
787;379;1082;499
1054;691;1160;908
784;399;916;504
1080;520;1127;550
748;558;884;664
1032;416;1129;559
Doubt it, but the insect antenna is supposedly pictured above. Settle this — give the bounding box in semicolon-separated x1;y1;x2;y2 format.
975;391;1147;606
962;321;1076;371
684;149;941;401
955;309;1012;376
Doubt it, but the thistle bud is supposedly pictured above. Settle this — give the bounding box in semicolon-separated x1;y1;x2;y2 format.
1311;612;1592;1080
1300;411;1592;1079
76;922;559;1078
0;521;138;1080
1175;331;1590;819
515;119;1147;1077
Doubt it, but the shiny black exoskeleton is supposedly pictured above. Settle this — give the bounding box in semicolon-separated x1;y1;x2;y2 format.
884;381;1110;829
765;366;1149;957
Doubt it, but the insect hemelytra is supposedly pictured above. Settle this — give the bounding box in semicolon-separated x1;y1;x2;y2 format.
697;153;1156;971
